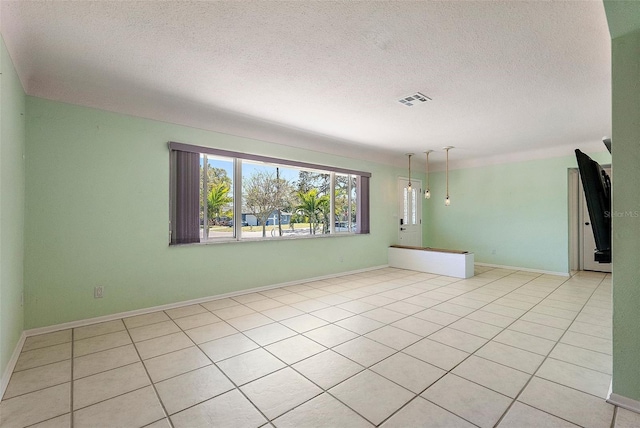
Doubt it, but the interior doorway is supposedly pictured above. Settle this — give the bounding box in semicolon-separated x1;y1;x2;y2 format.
397;178;422;247
569;166;612;273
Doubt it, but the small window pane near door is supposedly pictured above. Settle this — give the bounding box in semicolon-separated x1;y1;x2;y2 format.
403;188;409;224
411;188;417;225
398;178;422;247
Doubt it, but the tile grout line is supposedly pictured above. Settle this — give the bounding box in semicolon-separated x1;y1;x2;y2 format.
16;339;75;427
260;337;376;425
386;395;482;428
9;342;73;375
268;269;544;426
73;323;129;341
8;356;70;378
153;305;311;423
385;271;609;425
306;268;538;426
189;324;278;426
15;338;73;355
0;273;467;398
123;318;175;428
199;270;451;425
375;269;556;427
492;273;611;428
7;267;614;428
65;385;152;416
487;274;612;422
73;360;142;385
263;268;542;427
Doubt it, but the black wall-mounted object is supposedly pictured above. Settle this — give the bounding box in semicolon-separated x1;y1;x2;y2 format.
575;149;612;263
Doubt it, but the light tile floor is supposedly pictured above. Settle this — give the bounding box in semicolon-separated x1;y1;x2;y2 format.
1;266;637;427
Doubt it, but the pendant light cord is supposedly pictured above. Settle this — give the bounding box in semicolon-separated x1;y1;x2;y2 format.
446;148;449;197
426;151;430;188
406;153;413;189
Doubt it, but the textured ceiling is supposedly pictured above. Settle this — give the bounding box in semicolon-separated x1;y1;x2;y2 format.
1;1;612;168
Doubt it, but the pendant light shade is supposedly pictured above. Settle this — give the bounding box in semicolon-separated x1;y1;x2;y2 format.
424;150;432;199
443;146;453;206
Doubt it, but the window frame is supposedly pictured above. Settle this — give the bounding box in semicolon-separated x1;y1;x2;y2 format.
169;141;371;245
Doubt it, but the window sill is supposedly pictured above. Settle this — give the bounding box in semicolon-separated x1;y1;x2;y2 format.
170;231;368;247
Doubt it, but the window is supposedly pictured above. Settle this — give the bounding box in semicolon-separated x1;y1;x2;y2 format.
199;154;234;242
335;173;357;233
169;142;371;244
242;160;302;239
403;186;418;226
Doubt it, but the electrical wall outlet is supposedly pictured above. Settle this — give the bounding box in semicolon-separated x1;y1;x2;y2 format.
94;286;104;299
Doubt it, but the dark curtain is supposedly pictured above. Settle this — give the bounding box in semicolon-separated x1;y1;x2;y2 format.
357;176;370;234
171;150;200;244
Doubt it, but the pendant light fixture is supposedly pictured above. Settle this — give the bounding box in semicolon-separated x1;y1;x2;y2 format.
424;150;432;199
406;153;414;191
443;146;453;206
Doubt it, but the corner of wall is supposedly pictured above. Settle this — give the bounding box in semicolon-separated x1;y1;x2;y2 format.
608;6;640;403
0;32;27;390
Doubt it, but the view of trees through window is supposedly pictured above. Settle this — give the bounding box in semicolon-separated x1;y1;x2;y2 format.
199;154;234;240
198;155;358;241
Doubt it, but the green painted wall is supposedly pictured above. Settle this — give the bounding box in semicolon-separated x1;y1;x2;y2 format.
604;0;640;39
608;13;640;401
24;97;402;329
423;152;610;274
0;36;26;378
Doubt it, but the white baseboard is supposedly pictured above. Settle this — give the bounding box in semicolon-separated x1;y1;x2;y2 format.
1;332;26;400
475;262;570;277
607;388;640;413
24;265;388;338
2;262;385;398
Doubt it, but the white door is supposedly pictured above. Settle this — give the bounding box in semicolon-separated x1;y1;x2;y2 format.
581;167;612;273
398;178;422;247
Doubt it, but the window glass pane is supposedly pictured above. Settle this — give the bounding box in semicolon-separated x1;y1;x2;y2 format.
335;174;348;233
335;174;358;233
403;187;408;223
335;174;357;233
411;188;417;225
294;169;331;236
200;154;234;241
242;161;301;239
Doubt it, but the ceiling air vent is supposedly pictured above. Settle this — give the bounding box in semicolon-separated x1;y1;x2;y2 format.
398;92;431;107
